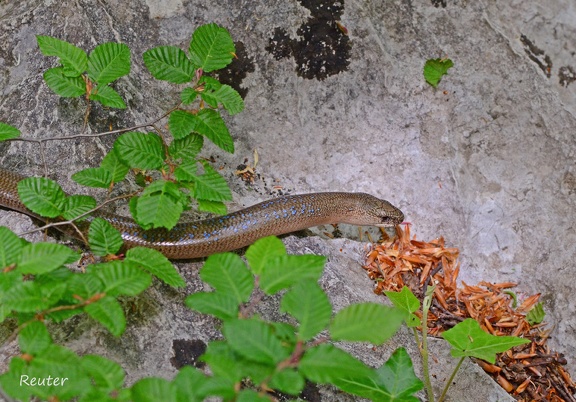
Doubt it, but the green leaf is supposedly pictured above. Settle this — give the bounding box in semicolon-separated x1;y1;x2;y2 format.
199;341;242;382
3;281;48;312
385;286;421;327
194;161;232;202
424;58;454;87
223;318;290;365
35;270;74;320
270;322;298;344
90;84;127;109
331;303;404;344
174;159;198;181
0;352;72;400
38;280;68;308
190;109;234;153
168;110;198;140
17;242;78;275
186;376;234;401
37;35;88;76
135;180;183;230
43;67;86;97
61;195;97;221
113;132;164;170
196;199;226;215
143;46;195;84
17;176;65;218
0;122;21;141
81;354;125;390
24;344;90;399
442;318;530;363
88;217;123;256
0;359;34;401
269;368;305;395
180;87;198;104
84;295;126;336
65;272;105;299
131;377;176;402
259;254;326;295
0;269;22;294
526;302;545;325
200;253;253;303
199;76;223;90
100;150;130;183
87;42;130;85
281;281;331;341
129;196;144;227
201;84;244;115
91;260;152;296
169;134;203;161
173;366;210;402
236;390;271;402
299;344;372;384
0;226;26;267
19;321;52;355
72;167;113;188
336;347;423;402
125;247;185;287
185;291;239;320
245;236;286;275
189;23;235;72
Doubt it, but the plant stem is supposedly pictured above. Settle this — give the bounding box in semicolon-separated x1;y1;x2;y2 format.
421;284;436;402
438;357;465;402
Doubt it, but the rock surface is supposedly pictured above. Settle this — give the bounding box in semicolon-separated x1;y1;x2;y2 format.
1;0;575;401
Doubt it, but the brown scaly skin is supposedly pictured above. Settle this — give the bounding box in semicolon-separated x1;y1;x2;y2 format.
0;167;404;259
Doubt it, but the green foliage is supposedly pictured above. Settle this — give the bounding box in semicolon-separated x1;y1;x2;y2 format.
17;177;66;218
84;295;126;336
133;180;185;230
385;285;422;327
113;132;165;170
86;42;131;86
0;121;21;140
336;347;423;402
2;24;242;232
0;223;182;342
424;57;454;87
100;150;130;183
280;281;331;341
37;36;87;76
199;77;244;115
526;302;545;325
88;217;123;256
125;247;186;288
143;46;196;83
182;237;416;400
442;318;530;364
37;35;130;108
189;23;235;72
72;167;113;189
330;303;404;344
16;242;79;275
61;195;97;221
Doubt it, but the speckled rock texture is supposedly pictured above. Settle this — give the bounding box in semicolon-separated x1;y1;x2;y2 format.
1;0;574;401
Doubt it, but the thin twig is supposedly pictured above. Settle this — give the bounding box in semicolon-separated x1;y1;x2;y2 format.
438;357;465;402
5;103;181;144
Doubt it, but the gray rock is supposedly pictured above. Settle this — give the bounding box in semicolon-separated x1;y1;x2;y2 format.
1;0;574;400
